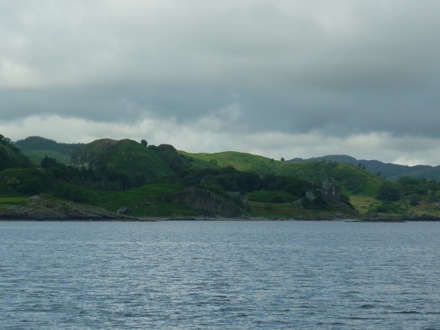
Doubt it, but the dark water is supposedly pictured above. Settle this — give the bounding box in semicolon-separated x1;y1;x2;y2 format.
1;221;440;329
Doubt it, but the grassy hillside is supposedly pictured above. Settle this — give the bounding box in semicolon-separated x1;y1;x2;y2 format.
15;136;82;164
83;183;196;217
179;151;440;218
0;135;32;170
71;139;173;185
19;150;72;165
183;151;383;197
182;151;277;173
2;135;440;220
291;154;440;181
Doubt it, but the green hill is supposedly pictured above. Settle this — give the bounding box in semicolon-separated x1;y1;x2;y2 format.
70;139;175;186
0;135;32;170
15;136;82;164
182;151;383;197
2;135;440;220
291;154;440;181
406;166;440;181
181;151;277;173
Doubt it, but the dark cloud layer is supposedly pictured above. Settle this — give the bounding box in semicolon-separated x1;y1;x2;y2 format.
2;84;439;138
1;1;440;164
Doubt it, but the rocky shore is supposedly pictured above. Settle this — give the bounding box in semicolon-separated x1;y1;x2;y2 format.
0;195;129;220
1;195;439;222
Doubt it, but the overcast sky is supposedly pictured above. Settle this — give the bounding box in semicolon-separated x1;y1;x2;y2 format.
1;0;440;165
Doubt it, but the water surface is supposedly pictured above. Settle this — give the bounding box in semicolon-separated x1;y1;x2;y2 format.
1;220;439;329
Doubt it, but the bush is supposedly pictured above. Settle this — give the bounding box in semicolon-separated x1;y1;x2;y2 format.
375;202;400;213
378;182;401;201
247;191;294;203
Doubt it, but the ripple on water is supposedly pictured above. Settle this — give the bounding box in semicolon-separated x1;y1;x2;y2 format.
1;221;440;329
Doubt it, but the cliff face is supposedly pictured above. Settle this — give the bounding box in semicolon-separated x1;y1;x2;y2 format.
0;195;126;220
166;187;246;218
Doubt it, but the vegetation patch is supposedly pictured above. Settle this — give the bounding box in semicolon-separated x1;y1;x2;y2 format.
247;191;295;203
349;196;382;215
0;134;439;220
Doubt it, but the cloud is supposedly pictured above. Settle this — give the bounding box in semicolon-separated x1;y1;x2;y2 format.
3;0;439;89
1;1;440;165
2;114;440;166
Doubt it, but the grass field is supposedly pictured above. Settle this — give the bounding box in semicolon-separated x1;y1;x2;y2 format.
349;195;381;215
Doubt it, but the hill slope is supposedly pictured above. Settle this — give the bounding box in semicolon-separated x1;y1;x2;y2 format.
15;136;83;164
0;135;31;170
3;135;440;219
184;151;383;196
290;155;440;180
71;139;175;185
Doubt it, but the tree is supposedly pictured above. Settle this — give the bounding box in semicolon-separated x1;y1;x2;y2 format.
140;139;148;147
378;181;401;201
0;134;12;145
41;155;59;168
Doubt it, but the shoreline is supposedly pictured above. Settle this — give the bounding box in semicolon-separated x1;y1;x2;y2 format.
2;214;440;222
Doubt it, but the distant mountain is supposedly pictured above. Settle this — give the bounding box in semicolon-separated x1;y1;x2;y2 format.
15;136;83;164
289;155;440;180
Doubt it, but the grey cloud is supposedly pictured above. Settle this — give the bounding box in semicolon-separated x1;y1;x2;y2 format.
1;0;440;163
2;82;440;138
4;0;438;88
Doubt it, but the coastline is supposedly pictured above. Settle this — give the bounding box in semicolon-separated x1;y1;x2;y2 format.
1;195;439;222
2;214;440;222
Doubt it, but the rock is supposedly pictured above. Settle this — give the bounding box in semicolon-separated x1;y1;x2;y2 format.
117;206;132;215
165;187;246;218
0;195;128;220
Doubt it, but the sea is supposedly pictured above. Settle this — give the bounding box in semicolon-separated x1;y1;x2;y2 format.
1;220;439;329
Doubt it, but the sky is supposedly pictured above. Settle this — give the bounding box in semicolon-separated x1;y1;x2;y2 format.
1;0;440;165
